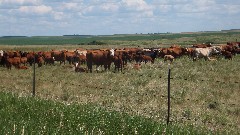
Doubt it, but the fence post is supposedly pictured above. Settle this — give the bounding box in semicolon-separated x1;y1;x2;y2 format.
32;53;36;97
167;64;171;125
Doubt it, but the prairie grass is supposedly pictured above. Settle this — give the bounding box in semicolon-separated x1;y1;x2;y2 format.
0;46;239;134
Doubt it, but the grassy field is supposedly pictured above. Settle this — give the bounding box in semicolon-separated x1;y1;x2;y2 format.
0;92;212;134
0;48;239;134
1;32;240;46
0;32;239;134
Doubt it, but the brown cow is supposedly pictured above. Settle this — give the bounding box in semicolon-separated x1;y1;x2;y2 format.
20;57;28;66
167;47;188;58
37;56;44;67
65;51;76;65
26;52;36;66
192;44;212;48
220;45;237;55
113;54;123;72
141;55;153;64
44;56;55;65
221;50;233;60
51;50;66;65
18;65;29;69
86;49;114;73
6;57;21;70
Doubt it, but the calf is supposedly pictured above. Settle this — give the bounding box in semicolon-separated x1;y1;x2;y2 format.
133;63;141;70
141;55;153;64
18;65;29;69
164;55;174;63
74;62;87;73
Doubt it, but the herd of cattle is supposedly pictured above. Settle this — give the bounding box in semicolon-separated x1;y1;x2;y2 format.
0;42;239;72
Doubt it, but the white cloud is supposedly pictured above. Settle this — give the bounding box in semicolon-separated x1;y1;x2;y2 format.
18;5;52;14
101;2;119;12
0;0;41;5
53;11;64;20
61;2;79;10
121;0;152;11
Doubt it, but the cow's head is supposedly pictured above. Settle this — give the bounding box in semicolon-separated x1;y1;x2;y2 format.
0;50;3;57
109;48;115;56
211;46;221;54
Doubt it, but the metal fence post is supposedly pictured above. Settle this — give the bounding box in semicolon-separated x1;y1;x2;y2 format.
32;53;36;97
167;64;171;125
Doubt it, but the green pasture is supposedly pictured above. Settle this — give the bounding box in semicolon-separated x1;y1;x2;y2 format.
0;92;211;134
0;32;239;134
1;32;240;46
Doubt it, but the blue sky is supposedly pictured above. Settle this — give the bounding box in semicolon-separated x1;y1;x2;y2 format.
0;0;240;36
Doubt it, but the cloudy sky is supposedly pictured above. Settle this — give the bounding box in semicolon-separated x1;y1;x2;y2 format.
0;0;239;36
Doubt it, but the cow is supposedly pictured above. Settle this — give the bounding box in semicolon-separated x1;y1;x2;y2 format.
18;65;29;69
133;63;141;70
37;56;44;67
51;50;66;65
185;47;195;58
164;55;174;63
220;45;238;55
192;46;221;61
0;50;4;66
6;57;21;70
141;55;153;64
142;49;159;63
74;54;87;64
20;57;28;66
86;49;114;73
159;46;187;58
167;46;188;58
65;51;76;65
44;56;55;65
192;44;212;48
124;48;142;62
75;48;87;56
26;52;36;66
221;50;233;60
74;62;87;73
113;54;123;72
0;50;3;57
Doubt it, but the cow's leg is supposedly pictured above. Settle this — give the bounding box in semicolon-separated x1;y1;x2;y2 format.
96;65;101;73
103;64;107;71
87;62;92;73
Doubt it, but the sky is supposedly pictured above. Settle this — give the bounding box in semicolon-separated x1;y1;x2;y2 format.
0;0;240;36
